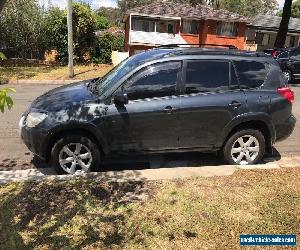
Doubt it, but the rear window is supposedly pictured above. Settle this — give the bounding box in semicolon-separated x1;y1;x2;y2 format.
185;60;229;93
277;51;289;59
234;61;267;89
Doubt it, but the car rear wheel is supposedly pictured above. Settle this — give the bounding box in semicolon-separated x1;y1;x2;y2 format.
51;135;101;175
283;70;292;83
223;129;265;165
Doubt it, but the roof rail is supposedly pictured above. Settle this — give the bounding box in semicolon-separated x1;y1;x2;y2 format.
158;43;238;49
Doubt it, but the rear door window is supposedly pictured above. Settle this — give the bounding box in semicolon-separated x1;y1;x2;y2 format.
234;61;267;89
184;60;229;93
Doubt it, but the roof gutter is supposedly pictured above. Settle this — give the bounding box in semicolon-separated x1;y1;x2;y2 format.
127;12;181;20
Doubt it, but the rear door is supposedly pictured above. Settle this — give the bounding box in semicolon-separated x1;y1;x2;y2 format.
178;59;247;149
234;60;270;114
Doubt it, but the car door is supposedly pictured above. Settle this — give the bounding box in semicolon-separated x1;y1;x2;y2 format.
104;61;182;152
289;48;300;77
234;59;270;113
178;59;247;149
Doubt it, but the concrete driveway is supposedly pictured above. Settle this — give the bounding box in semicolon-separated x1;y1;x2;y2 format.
0;83;299;172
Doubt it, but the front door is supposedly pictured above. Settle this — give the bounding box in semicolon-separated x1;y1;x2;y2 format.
105;61;182;152
179;60;247;148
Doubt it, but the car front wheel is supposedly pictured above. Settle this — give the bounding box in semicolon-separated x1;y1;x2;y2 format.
223;129;265;165
51;135;101;175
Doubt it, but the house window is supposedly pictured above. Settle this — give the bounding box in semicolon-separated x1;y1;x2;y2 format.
182;20;198;34
289;36;296;47
133;19;155;32
167;23;175;34
156;21;175;34
255;33;264;45
216;22;238;37
255;32;269;46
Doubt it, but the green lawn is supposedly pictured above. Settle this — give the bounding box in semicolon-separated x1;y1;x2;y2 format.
0;64;113;82
0;167;299;249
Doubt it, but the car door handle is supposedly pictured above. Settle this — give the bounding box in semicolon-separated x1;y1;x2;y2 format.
164;106;176;113
228;101;242;108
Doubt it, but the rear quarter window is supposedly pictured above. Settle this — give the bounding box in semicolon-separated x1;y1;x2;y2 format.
234;61;268;89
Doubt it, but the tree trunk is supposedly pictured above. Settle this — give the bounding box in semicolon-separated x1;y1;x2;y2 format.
274;0;293;48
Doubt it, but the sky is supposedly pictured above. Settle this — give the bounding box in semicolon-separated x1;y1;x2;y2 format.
38;0;118;9
39;0;287;10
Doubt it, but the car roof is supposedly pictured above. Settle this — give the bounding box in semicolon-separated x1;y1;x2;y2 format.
132;47;271;65
278;46;299;52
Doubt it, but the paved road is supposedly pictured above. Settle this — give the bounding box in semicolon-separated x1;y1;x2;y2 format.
0;83;299;171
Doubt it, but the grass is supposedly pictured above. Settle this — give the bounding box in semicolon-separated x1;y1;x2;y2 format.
0;167;299;249
0;64;113;82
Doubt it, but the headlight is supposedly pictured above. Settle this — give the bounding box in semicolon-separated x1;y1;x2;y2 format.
26;112;47;128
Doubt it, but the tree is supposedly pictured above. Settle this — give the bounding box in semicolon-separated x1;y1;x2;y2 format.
94;33;124;64
0;2;14;114
96;7;122;26
96;14;110;30
45;2;97;62
0;0;7;11
220;0;278;17
291;0;300;17
0;88;15;113
0;0;47;58
117;0;278;17
274;0;293;48
45;7;68;61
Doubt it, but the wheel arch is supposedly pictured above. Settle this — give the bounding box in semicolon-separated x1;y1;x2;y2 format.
44;125;109;161
218;117;275;153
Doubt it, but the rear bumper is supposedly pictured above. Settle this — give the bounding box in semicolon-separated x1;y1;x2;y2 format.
275;115;296;142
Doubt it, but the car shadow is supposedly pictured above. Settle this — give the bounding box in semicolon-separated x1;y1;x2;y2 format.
31;147;282;175
289;79;300;86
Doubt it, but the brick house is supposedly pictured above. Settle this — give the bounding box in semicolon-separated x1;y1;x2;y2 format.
123;2;249;55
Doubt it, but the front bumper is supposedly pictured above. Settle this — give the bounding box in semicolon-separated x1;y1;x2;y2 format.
275;115;296;142
19;116;49;160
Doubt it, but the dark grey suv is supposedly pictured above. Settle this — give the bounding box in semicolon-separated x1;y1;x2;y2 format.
20;48;296;174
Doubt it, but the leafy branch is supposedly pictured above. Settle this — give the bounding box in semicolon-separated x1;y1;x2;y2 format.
0;88;16;113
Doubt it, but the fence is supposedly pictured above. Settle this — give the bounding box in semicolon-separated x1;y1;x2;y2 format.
0;47;45;60
111;51;129;67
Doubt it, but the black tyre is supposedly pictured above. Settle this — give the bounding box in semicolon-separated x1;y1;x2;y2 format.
51;135;101;175
223;129;265;165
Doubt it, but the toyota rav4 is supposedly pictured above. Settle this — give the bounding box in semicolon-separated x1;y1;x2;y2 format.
20;47;296;174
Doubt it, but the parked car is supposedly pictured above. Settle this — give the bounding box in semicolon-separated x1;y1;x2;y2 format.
271;47;300;83
19;47;296;174
264;48;279;56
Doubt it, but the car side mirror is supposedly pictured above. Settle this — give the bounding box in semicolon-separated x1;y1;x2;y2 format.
114;92;128;106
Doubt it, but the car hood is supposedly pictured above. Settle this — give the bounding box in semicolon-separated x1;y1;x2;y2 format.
30;81;98;112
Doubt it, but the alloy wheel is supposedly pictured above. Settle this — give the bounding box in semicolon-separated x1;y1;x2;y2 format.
283;71;291;82
230;135;260;165
58;143;92;174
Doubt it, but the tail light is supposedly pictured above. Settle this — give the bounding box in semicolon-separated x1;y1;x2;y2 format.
272;51;279;58
277;87;295;103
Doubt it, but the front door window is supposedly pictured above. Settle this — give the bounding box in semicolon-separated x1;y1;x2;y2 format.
124;61;181;100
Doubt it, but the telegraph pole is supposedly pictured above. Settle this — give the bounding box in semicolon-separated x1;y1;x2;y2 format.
67;0;74;78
